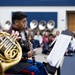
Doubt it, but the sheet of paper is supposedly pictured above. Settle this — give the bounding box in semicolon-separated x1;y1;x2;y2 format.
47;34;72;68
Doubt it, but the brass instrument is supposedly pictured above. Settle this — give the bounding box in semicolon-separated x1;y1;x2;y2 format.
0;32;22;75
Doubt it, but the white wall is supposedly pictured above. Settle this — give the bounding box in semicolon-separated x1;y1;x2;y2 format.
0;6;75;33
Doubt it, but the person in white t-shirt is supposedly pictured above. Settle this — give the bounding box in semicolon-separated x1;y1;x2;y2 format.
34;30;42;45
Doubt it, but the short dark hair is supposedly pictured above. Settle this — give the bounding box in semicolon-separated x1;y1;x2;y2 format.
12;11;27;24
49;34;53;36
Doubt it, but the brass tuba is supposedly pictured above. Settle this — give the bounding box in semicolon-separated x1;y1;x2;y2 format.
0;32;22;75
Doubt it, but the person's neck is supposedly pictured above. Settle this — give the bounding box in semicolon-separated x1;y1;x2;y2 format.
37;34;39;36
13;25;21;32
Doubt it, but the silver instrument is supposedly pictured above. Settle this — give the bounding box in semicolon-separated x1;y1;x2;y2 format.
39;20;46;30
47;20;55;30
30;20;38;30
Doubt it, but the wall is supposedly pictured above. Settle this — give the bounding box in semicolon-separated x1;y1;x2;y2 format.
0;6;75;33
0;0;75;6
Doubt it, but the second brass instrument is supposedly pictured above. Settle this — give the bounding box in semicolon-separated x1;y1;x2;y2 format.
0;32;22;75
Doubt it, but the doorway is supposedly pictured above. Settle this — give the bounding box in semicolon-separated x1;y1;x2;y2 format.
67;11;75;31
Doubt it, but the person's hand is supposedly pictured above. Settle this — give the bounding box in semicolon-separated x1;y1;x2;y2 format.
27;50;33;58
29;42;33;50
27;50;35;58
11;30;21;40
33;49;36;54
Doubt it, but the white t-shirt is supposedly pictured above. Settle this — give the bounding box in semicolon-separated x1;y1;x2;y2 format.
34;35;42;44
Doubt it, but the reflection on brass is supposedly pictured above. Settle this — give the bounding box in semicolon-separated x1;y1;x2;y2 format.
0;32;22;75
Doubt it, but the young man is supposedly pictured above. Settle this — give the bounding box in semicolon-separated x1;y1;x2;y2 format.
6;11;48;75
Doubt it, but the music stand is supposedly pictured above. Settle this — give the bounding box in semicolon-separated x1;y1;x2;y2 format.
44;30;72;75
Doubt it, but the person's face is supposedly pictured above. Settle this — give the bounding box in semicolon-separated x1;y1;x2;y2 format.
37;31;40;35
28;36;32;40
49;36;53;40
45;32;49;36
15;18;27;31
56;31;60;36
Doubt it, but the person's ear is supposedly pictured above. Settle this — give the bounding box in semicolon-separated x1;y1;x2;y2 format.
14;20;19;25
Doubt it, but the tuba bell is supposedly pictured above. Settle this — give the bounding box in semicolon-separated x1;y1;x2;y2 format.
30;20;38;30
0;32;22;75
47;20;55;30
39;20;46;30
